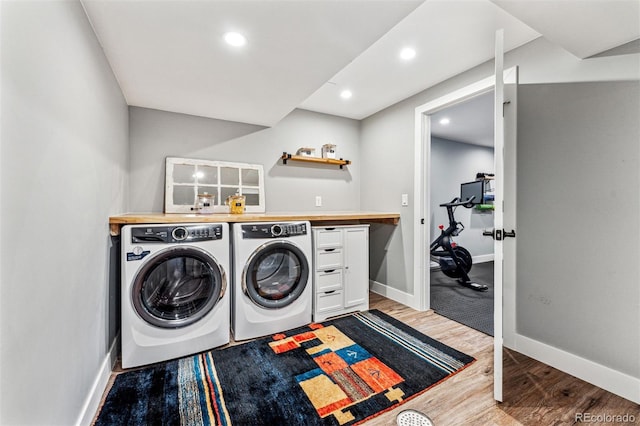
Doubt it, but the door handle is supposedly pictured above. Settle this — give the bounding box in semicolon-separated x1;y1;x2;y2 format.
483;229;516;240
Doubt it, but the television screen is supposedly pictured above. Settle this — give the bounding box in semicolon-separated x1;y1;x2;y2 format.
460;180;484;205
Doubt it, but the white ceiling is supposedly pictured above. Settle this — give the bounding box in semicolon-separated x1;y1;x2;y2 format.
81;0;640;128
299;0;540;120
431;90;495;147
80;0;422;127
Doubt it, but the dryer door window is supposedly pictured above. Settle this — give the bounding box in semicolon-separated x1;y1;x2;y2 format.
132;246;226;328
242;241;309;309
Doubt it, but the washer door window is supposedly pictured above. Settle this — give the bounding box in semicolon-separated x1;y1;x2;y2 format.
243;241;309;309
132;246;226;328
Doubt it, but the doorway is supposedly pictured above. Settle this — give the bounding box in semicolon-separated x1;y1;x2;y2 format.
428;91;495;336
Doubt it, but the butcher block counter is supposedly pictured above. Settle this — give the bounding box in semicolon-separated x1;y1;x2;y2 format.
108;211;400;236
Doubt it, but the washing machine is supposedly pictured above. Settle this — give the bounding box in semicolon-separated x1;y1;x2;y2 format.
232;221;312;340
121;223;230;368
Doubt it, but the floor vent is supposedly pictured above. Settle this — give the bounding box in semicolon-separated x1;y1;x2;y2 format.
396;409;434;426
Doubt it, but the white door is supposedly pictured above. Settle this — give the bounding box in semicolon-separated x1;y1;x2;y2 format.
492;29;505;402
492;30;519;402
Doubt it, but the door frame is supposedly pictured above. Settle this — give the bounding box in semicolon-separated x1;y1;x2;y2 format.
413;66;517;311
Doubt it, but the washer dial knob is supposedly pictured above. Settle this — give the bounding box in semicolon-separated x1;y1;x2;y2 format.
271;224;283;237
172;226;188;241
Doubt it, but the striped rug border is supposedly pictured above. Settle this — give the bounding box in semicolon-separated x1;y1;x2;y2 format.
352;311;466;374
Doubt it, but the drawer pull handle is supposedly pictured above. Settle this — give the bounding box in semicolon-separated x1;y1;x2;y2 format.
324;290;336;294
324;248;336;252
325;227;336;231
323;269;336;273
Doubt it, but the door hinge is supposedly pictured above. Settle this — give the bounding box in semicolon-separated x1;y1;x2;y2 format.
503;100;511;117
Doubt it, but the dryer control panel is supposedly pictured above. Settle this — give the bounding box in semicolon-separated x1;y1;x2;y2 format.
132;225;223;243
241;222;307;239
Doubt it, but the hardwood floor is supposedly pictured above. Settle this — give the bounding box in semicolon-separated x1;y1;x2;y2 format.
366;292;640;425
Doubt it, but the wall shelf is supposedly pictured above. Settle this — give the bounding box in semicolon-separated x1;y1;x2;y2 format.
281;152;351;169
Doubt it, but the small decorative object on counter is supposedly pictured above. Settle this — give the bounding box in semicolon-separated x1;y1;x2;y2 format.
194;192;214;214
321;144;336;159
226;193;246;214
296;147;315;157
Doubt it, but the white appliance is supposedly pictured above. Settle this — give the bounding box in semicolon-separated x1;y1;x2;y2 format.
121;223;230;368
232;221;313;340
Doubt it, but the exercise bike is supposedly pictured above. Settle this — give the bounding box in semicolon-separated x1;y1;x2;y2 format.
430;195;488;291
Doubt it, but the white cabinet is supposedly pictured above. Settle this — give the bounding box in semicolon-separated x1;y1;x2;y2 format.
312;225;369;322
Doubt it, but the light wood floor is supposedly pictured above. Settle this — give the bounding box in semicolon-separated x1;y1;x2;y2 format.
366;292;639;425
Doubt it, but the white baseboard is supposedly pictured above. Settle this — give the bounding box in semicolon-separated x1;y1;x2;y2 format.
510;333;640;404
473;253;494;264
76;334;120;426
370;280;421;310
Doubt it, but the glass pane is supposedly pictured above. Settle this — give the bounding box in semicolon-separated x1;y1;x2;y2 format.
241;168;259;186
245;193;260;206
221;187;238;205
173;164;195;184
221;167;239;185
251;250;302;300
173;185;196;205
197;166;217;185
197;186;218;205
141;257;218;321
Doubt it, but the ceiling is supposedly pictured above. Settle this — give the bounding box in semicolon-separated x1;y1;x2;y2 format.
81;0;640;128
431;91;494;147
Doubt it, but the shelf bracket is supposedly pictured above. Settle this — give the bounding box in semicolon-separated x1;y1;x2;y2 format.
282;152;292;165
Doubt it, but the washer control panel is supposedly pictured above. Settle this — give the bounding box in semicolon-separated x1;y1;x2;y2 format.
131;224;223;243
241;222;307;239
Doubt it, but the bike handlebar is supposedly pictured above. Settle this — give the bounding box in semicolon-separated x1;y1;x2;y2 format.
439;196;476;208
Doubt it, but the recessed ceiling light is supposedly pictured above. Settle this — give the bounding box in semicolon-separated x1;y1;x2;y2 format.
400;47;416;61
224;32;247;47
340;90;353;100
439;117;451;125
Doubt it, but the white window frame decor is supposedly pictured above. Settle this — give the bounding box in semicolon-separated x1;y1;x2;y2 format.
164;157;265;213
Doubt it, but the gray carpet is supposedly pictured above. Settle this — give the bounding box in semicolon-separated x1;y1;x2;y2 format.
430;261;494;336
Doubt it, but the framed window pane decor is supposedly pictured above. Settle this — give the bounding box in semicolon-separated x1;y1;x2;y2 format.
165;157;265;213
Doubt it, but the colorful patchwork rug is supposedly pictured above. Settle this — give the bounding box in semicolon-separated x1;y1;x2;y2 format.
95;310;474;425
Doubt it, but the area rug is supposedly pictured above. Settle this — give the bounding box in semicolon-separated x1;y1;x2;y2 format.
95;310;474;425
430;261;494;336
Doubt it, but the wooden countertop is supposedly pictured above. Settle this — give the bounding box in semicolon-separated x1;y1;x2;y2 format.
108;211;400;236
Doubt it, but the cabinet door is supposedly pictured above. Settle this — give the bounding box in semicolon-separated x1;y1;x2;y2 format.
343;226;369;308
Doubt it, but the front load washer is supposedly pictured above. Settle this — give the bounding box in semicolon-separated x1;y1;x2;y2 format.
232;221;312;340
121;223;230;368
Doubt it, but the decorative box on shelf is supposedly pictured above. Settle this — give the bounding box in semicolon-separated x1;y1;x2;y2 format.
322;144;336;159
296;147;316;157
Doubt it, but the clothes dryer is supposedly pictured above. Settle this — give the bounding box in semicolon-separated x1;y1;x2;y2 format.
121;223;230;368
232;221;312;340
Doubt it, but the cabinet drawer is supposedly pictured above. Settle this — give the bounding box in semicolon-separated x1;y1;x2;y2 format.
315;269;343;292
314;228;343;249
315;248;343;270
315;290;343;313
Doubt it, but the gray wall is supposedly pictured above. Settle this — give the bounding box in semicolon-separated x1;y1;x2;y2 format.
129;107;360;213
0;2;128;425
516;81;640;378
430;137;494;260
